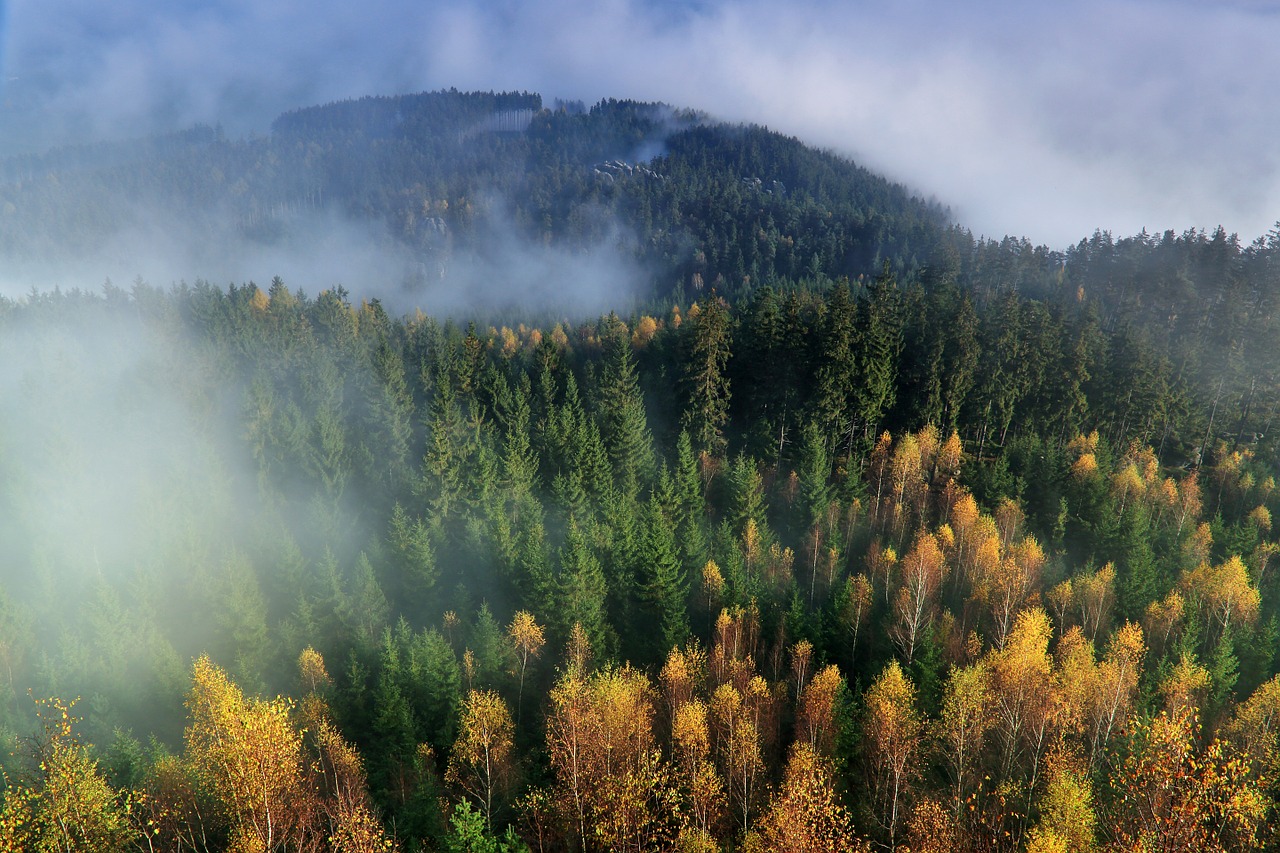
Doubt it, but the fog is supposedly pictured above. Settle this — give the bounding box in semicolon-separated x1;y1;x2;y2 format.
0;197;648;319
6;0;1280;248
0;304;234;585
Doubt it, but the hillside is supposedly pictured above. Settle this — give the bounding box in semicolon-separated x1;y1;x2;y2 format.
0;90;949;308
0;91;1277;852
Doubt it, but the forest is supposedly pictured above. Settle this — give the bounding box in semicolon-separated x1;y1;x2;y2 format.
0;91;1278;852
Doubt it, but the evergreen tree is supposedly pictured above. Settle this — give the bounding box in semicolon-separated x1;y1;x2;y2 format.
642;494;691;661
682;296;733;458
596;314;656;494
852;263;904;457
557;522;615;658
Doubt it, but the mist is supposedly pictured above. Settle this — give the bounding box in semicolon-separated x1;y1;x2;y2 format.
0;293;255;738
0;199;648;321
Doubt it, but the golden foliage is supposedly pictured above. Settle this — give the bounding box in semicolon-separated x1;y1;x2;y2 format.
935;661;992;815
1249;504;1273;535
447;689;515;825
632;315;660;347
1143;589;1185;657
508;610;546;705
249;286;270;312
905;797;957;853
864;660;922;847
299;646;331;694
0;697;137;853
179;656;396;853
1108;710;1266;852
545;665;679;851
1070;452;1098;480
750;743;861;853
185;655;312;850
1160;654;1212;718
796;665;843;757
891;530;948;662
1028;749;1096;853
1180;555;1261;637
662;644;708;727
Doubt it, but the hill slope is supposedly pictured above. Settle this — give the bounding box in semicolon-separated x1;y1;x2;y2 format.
0;89;949;307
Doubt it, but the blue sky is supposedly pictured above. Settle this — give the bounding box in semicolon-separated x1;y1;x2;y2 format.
3;0;1280;248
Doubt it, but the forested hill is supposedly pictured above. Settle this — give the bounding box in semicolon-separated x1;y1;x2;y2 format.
0;89;948;303
0;91;1279;853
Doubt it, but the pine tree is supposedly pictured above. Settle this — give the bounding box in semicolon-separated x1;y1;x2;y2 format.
387;501;438;610
643;494;691;660
558;522;615;659
852;263;904;457
811;283;858;463
682;297;733;458
596;314;656;495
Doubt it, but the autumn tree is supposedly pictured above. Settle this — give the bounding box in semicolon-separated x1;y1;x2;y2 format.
544;665;678;852
1180;554;1261;647
935;661;992;821
671;699;724;838
184;654;317;851
988;608;1056;790
0;697;137;853
660;643;708;733
1085;621;1145;766
839;573;873;668
711;682;767;839
863;659;922;849
1105;710;1266;852
795;664;843;757
976;534;1045;648
309;711;401;853
1026;748;1096;853
506;611;545;723
448;690;516;829
746;743;863;853
544;668;596;847
890;529;948;663
1074;562;1117;643
1143;589;1186;659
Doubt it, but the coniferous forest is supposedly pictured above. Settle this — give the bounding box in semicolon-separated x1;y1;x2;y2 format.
1;91;1279;852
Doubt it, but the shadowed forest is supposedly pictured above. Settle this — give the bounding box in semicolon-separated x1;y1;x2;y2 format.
0;92;1278;852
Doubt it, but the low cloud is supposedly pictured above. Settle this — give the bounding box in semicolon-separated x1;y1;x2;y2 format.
5;0;1280;248
0;195;647;321
0;304;242;599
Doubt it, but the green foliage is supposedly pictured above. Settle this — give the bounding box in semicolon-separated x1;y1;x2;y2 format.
682;297;733;457
3;86;1280;853
445;800;531;853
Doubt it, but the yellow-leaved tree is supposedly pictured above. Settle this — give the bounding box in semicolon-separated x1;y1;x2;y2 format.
166;653;396;853
447;689;515;829
0;697;137;853
863;659;922;849
184;654;315;851
507;610;545;724
746;742;866;853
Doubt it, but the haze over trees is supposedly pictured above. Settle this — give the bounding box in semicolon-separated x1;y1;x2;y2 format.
0;90;1278;851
